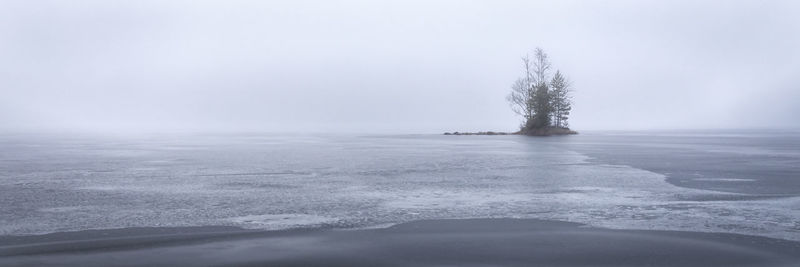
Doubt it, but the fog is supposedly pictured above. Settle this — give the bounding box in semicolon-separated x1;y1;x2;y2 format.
1;0;798;134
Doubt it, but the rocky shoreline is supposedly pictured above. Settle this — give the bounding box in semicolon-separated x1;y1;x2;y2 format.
444;128;577;136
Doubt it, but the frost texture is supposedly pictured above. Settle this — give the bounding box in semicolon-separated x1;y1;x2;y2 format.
1;133;798;241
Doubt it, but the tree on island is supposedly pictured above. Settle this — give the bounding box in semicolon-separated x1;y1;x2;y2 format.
507;48;574;135
550;70;572;128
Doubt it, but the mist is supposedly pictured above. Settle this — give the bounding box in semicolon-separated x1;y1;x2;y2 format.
1;0;799;134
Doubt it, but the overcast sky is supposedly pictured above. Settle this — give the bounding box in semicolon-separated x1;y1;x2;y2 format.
1;0;798;134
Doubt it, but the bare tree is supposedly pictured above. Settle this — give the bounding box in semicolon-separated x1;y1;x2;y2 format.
506;55;535;123
507;47;569;132
532;47;551;86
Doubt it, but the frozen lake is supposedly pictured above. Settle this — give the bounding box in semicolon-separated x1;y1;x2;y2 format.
1;131;799;241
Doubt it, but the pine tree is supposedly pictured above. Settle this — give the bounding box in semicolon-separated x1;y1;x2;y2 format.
529;82;552;129
550;70;572;128
507;47;573;134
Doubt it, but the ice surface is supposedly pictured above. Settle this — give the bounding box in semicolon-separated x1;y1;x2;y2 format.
226;214;339;230
0;132;799;242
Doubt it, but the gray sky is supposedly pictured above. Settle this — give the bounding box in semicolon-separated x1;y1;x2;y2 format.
1;0;799;134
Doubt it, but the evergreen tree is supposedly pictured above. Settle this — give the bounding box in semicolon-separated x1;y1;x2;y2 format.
550;70;572;128
529;82;552;129
507;47;573;134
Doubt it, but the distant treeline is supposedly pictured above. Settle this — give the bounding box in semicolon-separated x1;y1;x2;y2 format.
507;48;574;135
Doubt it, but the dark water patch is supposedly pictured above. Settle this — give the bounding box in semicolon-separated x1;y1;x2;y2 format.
563;132;800;197
674;193;794;202
2;219;800;266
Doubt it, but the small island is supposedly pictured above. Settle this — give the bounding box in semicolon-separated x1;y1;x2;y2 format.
444;128;577;136
447;48;577;136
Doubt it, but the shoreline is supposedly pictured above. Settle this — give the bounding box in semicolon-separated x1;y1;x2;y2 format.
2;218;799;266
444;128;578;136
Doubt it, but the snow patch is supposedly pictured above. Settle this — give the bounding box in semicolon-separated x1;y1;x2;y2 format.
225;214;338;230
